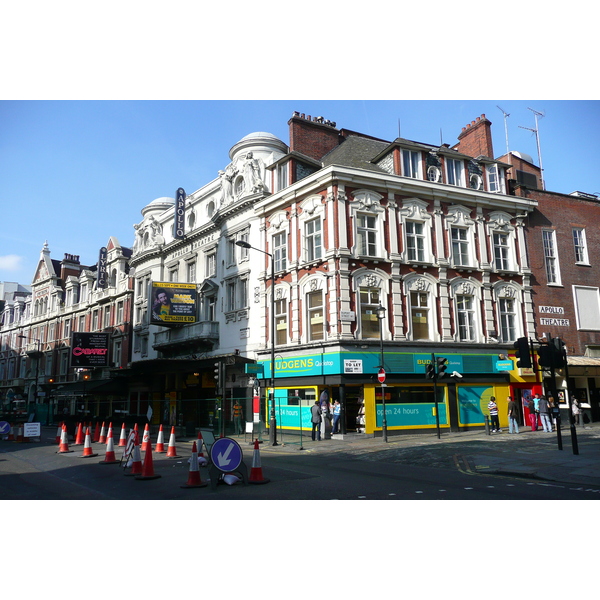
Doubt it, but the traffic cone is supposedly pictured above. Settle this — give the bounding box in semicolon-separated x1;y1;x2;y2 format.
135;440;161;480
15;424;24;443
118;423;127;447
55;422;63;444
155;424;166;453
248;439;270;484
73;422;84;445
93;421;100;443
124;432;142;476
141;423;150;452
165;426;180;458
98;422;107;444
98;425;119;464
7;423;14;441
57;424;73;453
79;427;98;458
181;442;207;488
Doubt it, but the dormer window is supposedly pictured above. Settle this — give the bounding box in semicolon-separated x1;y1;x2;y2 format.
402;149;422;179
446;158;465;186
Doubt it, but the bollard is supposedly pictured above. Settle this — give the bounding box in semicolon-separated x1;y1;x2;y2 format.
484;415;490;435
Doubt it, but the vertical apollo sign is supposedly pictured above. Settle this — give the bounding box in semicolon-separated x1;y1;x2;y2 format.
175;187;186;240
97;247;108;289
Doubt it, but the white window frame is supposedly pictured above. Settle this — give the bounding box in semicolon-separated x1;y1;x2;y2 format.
275;296;288;346
573;227;589;264
451;279;483;343
455;294;475;342
542;229;561;285
304;217;322;263
446;205;477;269
405;221;426;262
356;213;379;257
273;231;287;272
404;274;438;342
498;297;516;342
358;286;381;340
402;149;422;179
446;157;465;187
306;290;324;342
349;190;386;260
573;286;600;331
398;198;434;265
205;251;216;278
493;232;510;271
451;227;470;267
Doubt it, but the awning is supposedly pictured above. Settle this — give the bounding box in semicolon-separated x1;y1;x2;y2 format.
52;378;127;397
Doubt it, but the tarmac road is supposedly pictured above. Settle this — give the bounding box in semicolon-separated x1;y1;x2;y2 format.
1;423;599;500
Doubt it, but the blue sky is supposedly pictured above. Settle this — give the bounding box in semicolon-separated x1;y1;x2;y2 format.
1;99;599;285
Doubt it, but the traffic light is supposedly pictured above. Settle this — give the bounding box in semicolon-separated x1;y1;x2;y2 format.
514;337;532;369
425;362;435;380
553;337;566;368
537;344;553;369
213;361;223;395
436;357;448;378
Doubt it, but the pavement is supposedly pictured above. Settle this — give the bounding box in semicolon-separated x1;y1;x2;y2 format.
254;422;600;489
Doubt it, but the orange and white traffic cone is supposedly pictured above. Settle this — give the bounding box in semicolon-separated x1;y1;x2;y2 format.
118;423;127;447
15;424;24;443
155;424;166;453
181;442;207;488
79;427;98;458
73;422;84;445
7;423;15;441
57;424;73;453
141;423;150;452
124;432;142;476
55;422;63;444
98;422;107;444
165;426;180;458
196;431;208;466
93;422;100;443
98;425;119;464
135;440;161;480
248;439;270;484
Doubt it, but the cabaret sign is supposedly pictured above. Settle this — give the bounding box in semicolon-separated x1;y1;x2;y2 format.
70;332;110;368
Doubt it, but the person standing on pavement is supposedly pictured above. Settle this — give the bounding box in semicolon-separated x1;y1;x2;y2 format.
547;396;557;431
528;394;539;431
331;400;341;434
538;395;553;433
310;400;322;441
488;396;501;432
507;396;519;434
232;400;243;435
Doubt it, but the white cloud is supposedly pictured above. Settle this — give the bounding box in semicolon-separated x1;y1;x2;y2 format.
0;255;24;271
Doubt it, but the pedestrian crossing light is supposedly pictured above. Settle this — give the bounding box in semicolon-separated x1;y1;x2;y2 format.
436;357;448;378
514;337;532;369
425;362;435;380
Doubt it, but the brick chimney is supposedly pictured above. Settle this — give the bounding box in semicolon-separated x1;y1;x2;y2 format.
288;112;341;161
455;114;494;159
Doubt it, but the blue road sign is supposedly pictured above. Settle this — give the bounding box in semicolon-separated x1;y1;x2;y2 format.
0;421;10;435
210;438;243;473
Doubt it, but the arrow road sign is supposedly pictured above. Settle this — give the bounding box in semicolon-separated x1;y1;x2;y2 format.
210;438;243;473
0;421;10;435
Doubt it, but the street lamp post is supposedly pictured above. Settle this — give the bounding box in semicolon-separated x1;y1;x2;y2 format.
376;304;388;443
236;240;278;446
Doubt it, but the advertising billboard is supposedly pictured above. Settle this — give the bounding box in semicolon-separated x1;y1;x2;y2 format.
70;332;110;368
149;281;197;326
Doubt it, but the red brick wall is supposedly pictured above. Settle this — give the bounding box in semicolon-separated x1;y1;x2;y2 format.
524;188;600;354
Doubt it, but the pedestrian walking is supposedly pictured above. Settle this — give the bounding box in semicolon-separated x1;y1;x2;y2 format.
571;396;581;426
488;396;501;432
538;395;553;433
310;400;322;441
331;400;341;434
548;396;557;431
507;396;519;434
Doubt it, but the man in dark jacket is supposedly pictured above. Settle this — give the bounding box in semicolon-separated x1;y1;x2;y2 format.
310;401;322;441
507;396;519;434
